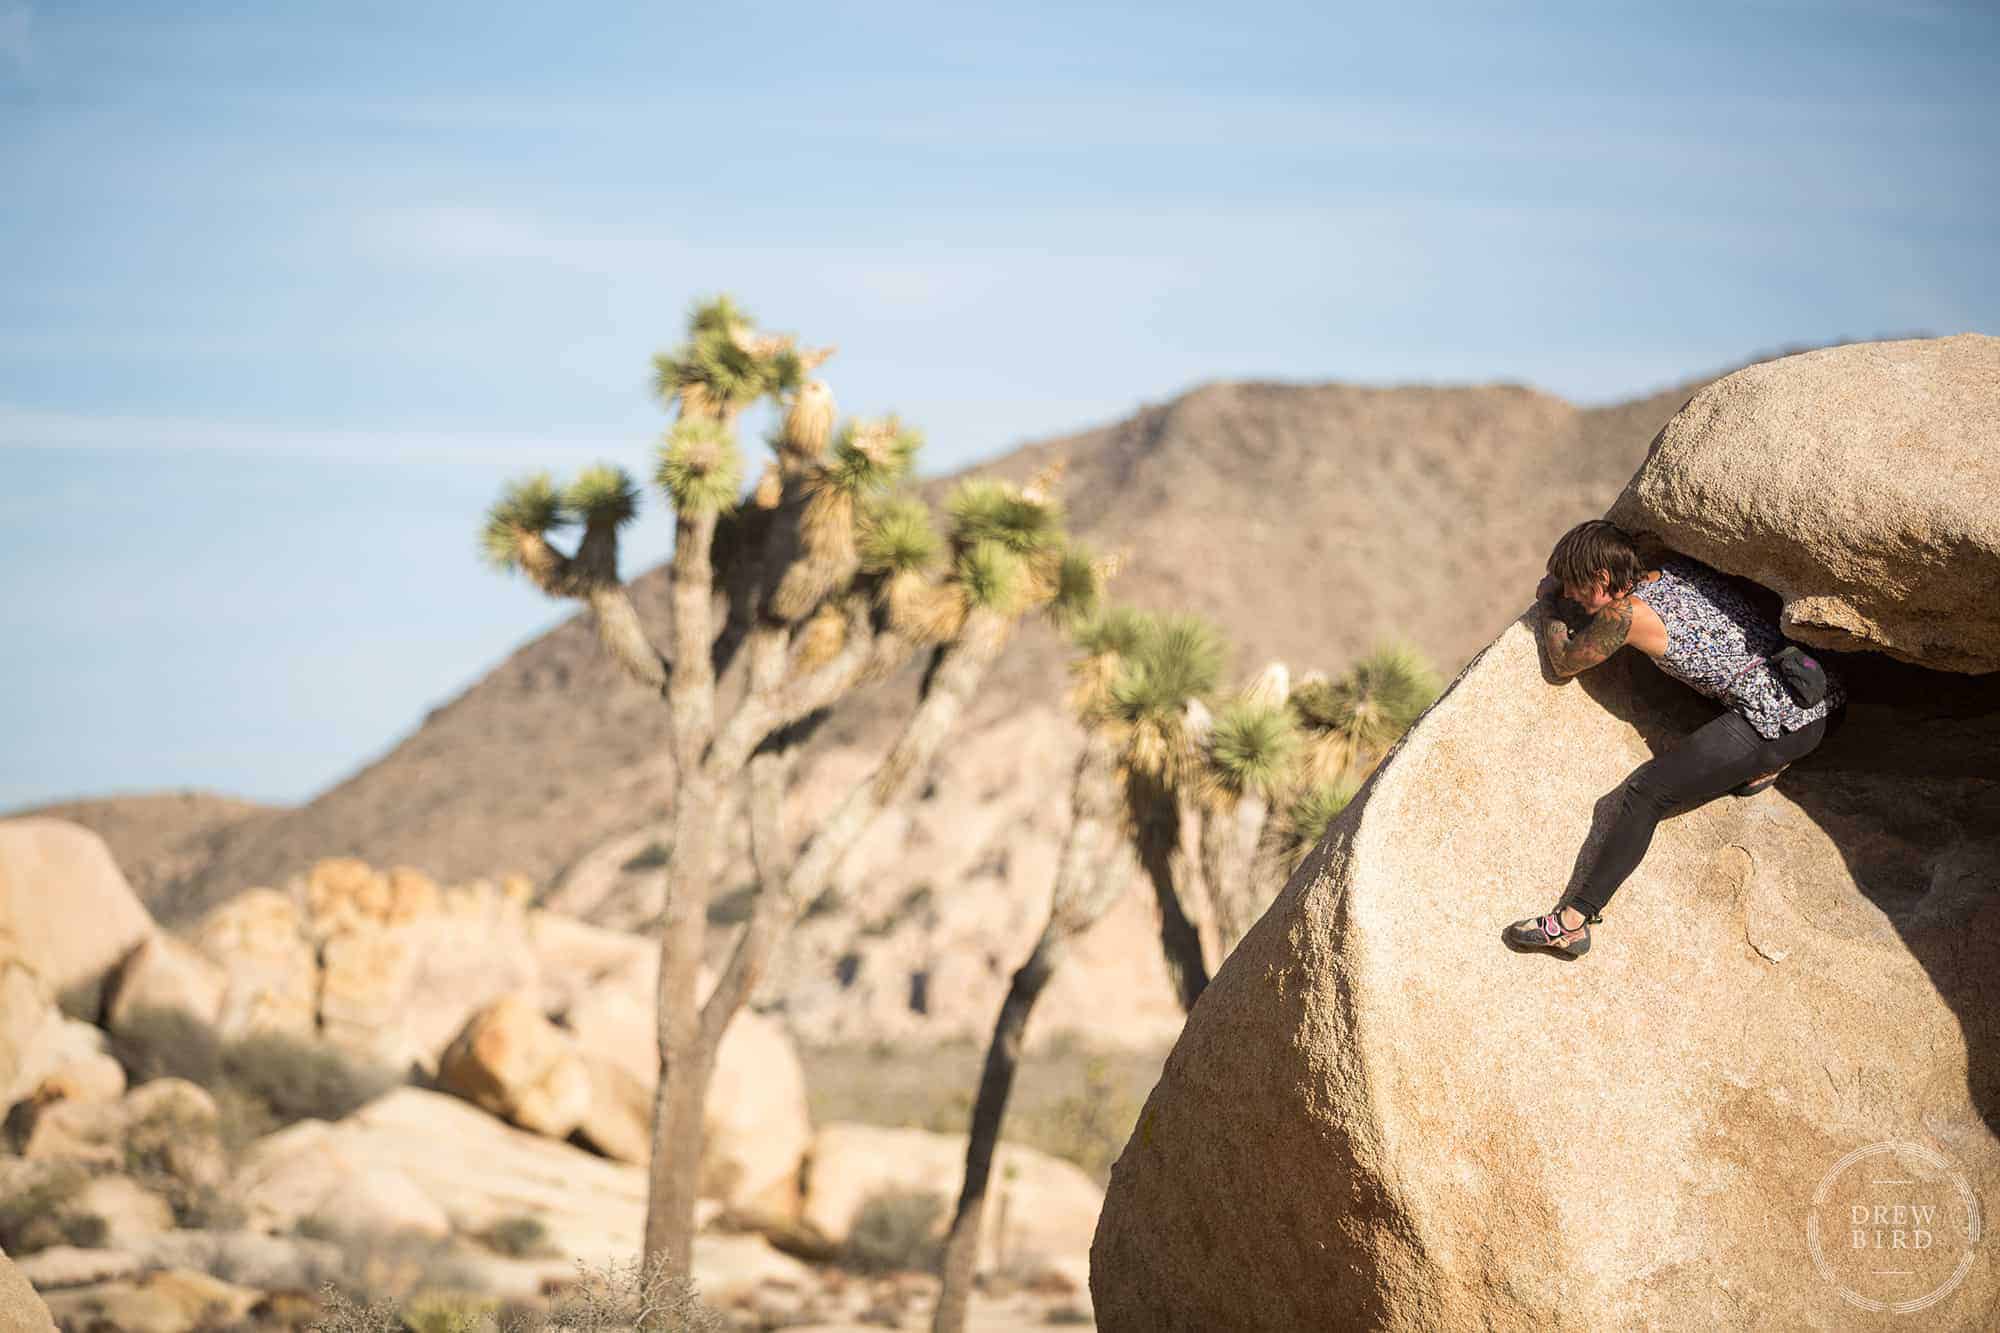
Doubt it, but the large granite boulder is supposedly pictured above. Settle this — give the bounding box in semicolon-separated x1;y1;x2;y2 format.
562;962;812;1219
0;819;155;1017
1090;618;2000;1330
190;888;317;1037
37;1269;258;1333
1;923;124;1121
0;933;121;1118
235;1087;650;1266
437;993;594;1139
104;935;226;1034
0;930;49;1107
1608;334;2000;673
0;1248;57;1333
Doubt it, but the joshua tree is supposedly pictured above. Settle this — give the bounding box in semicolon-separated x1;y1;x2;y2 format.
931;619;1438;1332
1089;608;1228;1011
480;296;1101;1278
932;609;1149;1333
1195;661;1298;957
1262;641;1442;889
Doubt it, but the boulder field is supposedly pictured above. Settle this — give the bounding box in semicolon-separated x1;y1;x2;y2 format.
1090;337;2000;1330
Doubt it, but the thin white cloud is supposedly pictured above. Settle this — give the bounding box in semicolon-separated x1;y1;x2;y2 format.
0;404;644;464
355;205;627;268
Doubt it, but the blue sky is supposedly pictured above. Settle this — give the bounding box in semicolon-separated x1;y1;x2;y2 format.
2;1;1995;810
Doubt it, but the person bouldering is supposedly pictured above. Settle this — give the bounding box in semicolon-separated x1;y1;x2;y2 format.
1502;518;1847;958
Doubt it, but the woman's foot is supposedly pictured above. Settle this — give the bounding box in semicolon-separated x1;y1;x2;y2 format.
1504;903;1597;957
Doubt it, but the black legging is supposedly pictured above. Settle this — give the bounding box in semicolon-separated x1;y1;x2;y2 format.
1567;708;1830;920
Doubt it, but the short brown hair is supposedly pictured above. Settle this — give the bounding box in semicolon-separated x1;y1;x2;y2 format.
1547;520;1644;594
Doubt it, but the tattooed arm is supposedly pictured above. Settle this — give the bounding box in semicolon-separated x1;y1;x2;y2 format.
1533;586;1633;678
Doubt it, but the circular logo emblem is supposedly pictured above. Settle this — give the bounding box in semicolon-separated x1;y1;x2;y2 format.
1806;1139;1981;1314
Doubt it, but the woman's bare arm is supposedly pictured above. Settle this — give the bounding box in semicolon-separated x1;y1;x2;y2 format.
1533;585;1633;678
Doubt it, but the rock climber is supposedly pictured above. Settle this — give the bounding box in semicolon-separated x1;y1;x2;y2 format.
1503;519;1848;959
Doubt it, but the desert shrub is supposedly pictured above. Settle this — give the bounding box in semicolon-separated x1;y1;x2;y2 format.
213;1083;284;1157
544;1256;726;1333
402;1292;500;1333
59;1210;111;1249
474;1214;553;1259
108;1005;398;1143
317;1230;484;1310
308;1284;402;1333
703;884;756;927
302;1256;726;1333
224;1029;399;1126
0;1161;96;1254
121;1097;249;1229
176;1180;251;1230
108;1004;224;1086
842;1187;946;1274
621;841;671;872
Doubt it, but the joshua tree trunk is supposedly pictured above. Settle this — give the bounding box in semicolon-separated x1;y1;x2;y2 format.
1202;789;1275;961
642;495;726;1273
934;731;1124;1333
1129;773;1209;1011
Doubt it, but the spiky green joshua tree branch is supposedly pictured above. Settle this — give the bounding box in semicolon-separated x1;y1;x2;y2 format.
479;297;1100;1281
1087;609;1229;1011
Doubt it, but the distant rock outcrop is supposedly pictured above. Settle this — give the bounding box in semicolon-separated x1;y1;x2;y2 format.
437;993;595;1141
0;820;154;1016
80;848;818;1218
0;824;146;1117
99;856;544;1073
1091;340;2000;1330
1610;333;2000;673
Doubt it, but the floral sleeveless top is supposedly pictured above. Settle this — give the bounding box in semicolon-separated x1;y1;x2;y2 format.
1627;554;1846;740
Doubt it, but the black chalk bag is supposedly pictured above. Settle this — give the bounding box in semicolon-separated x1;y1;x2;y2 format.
1770;644;1828;707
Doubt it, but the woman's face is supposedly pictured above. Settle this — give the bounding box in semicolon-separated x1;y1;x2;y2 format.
1562;569;1619;614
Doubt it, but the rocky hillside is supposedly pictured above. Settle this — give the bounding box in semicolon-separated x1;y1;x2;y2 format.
25;373;1706;922
13;793;286;909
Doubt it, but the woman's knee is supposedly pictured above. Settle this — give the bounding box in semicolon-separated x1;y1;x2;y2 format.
1619;768;1679;814
1762;715;1828;768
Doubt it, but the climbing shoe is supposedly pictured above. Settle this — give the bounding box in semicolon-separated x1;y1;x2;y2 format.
1504;905;1598;958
